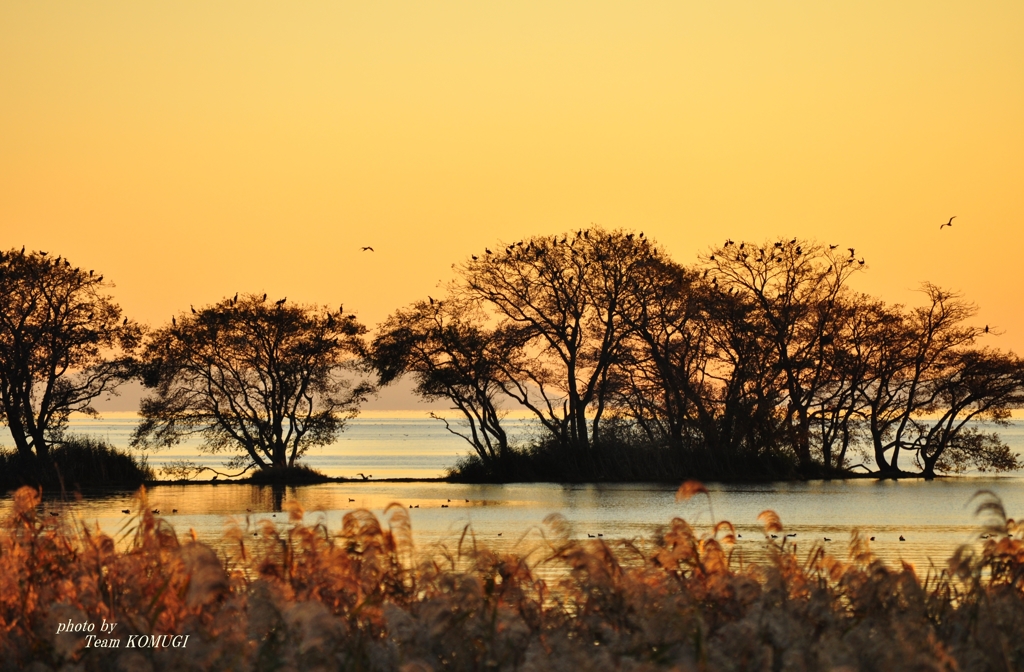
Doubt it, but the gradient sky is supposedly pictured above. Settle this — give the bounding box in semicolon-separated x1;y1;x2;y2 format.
3;2;1023;387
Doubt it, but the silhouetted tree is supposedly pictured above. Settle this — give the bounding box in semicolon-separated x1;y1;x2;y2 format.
370;297;511;468
699;238;862;472
853;285;981;474
805;293;871;471
132;294;370;470
914;348;1024;477
460;229;658;454
0;248;140;474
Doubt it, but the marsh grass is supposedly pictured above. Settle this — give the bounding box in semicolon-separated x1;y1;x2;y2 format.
245;464;331;485
0;436;154;490
0;484;1022;671
449;437;800;483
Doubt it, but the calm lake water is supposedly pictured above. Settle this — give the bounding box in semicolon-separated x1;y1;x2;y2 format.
3;414;1023;570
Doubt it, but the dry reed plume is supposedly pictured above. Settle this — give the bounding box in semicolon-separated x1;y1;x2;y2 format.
0;484;1022;671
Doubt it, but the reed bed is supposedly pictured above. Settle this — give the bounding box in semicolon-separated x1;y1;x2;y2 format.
1;485;1022;672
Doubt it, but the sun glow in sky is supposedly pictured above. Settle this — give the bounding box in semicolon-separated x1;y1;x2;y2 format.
3;2;1023;368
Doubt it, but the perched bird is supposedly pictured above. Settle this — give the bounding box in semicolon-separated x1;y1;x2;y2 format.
848;248;855;257
275;297;287;306
984;325;989;333
172;316;176;327
122;317;128;326
829;244;838;250
361;246;374;251
261;293;267;302
824;537;832;542
870;536;875;541
190;305;196;314
940;216;956;229
233;292;238;304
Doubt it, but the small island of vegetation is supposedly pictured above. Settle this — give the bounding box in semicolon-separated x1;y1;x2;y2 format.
1;229;1023;489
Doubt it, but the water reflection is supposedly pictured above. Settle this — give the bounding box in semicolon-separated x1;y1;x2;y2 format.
4;477;1022;572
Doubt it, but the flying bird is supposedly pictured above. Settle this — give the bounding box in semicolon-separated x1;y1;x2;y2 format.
361;246;374;252
940;216;956;229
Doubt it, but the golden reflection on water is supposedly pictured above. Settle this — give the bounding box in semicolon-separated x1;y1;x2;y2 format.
4;478;1021;573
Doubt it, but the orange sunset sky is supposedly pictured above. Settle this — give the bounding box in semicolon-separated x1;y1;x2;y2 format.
2;2;1023;408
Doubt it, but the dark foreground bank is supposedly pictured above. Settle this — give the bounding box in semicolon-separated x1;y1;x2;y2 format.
1;484;1022;671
